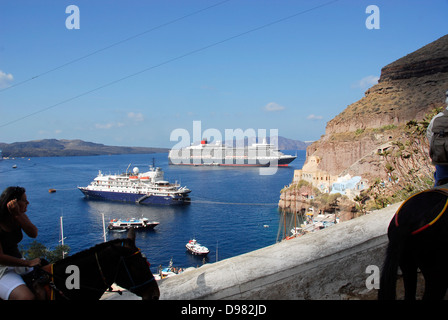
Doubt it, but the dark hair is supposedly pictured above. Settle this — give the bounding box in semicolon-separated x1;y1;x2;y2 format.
0;186;26;221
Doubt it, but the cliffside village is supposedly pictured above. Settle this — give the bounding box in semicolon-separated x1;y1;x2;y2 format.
292;155;368;198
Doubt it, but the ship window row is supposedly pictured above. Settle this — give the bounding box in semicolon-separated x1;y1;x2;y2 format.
173;149;273;157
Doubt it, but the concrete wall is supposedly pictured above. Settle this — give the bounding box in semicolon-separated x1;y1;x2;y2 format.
154;202;400;300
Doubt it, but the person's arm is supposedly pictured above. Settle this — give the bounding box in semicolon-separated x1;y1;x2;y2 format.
0;242;40;267
427;115;436;143
7;199;38;238
14;213;38;238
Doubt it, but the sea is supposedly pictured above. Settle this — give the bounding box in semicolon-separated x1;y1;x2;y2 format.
0;151;305;273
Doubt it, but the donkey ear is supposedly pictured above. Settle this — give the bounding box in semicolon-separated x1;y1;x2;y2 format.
127;227;136;242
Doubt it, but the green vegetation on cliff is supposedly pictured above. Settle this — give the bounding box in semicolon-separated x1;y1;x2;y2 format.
364;108;439;210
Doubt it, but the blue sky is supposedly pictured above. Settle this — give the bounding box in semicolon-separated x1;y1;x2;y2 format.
0;0;447;148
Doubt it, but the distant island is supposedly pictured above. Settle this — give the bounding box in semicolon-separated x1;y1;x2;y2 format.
223;136;311;150
267;136;312;150
0;139;169;158
0;137;310;158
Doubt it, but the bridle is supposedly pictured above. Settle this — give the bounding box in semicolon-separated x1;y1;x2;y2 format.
94;244;155;294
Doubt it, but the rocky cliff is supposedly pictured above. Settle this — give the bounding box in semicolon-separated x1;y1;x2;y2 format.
307;34;448;179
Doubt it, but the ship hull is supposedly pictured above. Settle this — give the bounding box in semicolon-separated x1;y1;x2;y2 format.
78;188;190;205
168;156;296;167
108;224;158;230
185;245;209;255
108;223;159;231
186;247;209;255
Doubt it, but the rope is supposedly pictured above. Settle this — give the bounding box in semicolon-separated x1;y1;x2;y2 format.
189;198;278;206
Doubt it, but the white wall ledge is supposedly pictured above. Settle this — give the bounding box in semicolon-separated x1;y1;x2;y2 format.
156;202;400;300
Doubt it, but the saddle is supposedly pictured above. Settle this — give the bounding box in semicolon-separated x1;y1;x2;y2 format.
394;188;448;235
21;260;55;300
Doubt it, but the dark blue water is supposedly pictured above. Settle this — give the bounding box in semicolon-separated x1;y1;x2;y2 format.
0;151;305;272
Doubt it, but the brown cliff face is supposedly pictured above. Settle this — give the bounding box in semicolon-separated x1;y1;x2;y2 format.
307;132;391;179
308;34;448;177
380;34;448;82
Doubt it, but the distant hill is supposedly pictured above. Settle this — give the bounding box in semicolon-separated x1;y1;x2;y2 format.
276;136;311;150
0;139;169;157
222;136;311;150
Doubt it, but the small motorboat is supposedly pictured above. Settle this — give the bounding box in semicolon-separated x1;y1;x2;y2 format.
186;238;209;255
108;217;159;231
154;259;186;281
